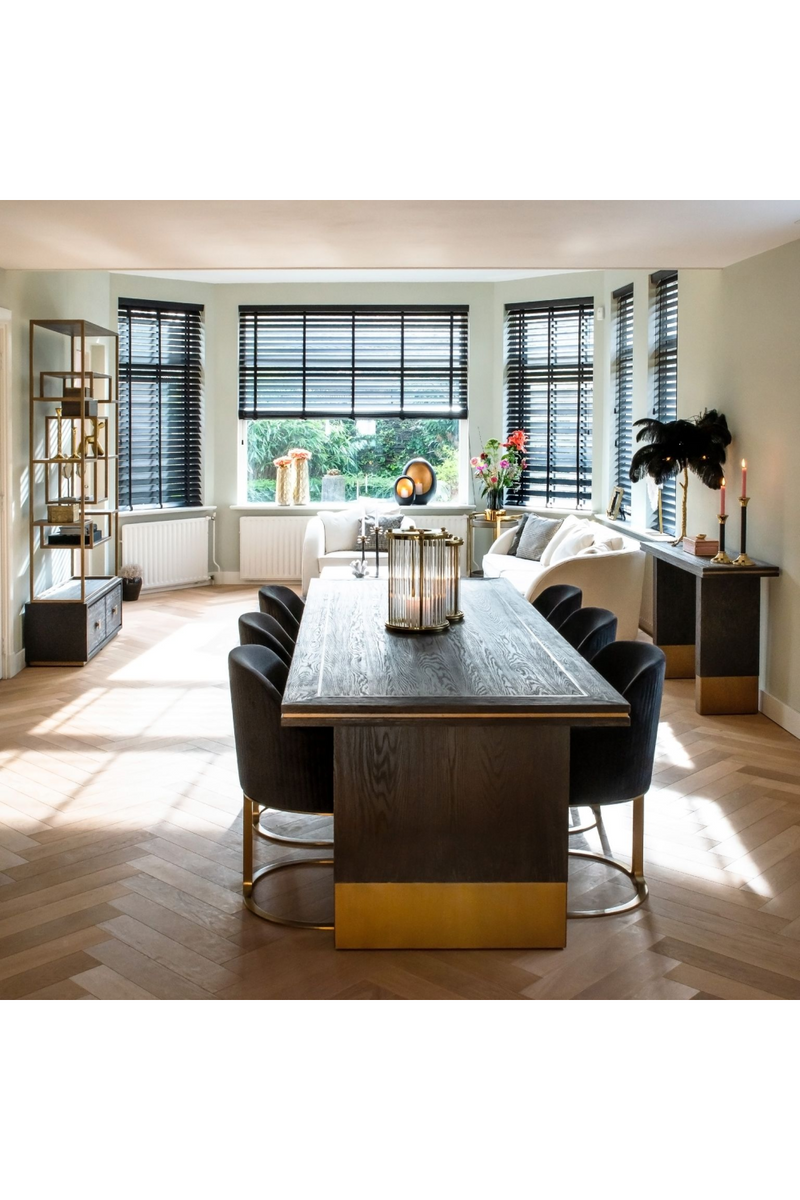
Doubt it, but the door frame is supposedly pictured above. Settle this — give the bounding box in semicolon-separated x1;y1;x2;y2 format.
0;308;15;677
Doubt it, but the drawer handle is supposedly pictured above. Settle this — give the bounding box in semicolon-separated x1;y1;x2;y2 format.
95;621;101;629
111;606;118;615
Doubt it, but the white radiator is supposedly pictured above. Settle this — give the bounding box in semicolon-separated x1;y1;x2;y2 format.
240;516;309;582
122;517;211;591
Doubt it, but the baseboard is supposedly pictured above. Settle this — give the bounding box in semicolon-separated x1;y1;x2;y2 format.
142;577;211;594
3;648;26;678
213;571;301;586
760;690;800;742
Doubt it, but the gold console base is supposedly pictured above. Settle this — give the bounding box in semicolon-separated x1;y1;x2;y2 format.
696;675;759;715
334;881;567;949
661;644;696;679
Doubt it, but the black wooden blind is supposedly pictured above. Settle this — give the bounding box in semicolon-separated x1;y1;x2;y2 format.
238;306;469;420
118;299;203;509
505;298;594;508
613;284;634;518
651;271;678;532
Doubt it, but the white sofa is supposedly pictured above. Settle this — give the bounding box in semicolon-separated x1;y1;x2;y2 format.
482;514;645;639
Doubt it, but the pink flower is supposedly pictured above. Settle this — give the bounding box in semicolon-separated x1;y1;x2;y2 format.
490;476;498;484
499;459;509;469
470;456;480;467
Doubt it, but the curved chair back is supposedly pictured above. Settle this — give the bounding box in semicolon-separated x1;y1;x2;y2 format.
570;642;666;806
228;644;333;814
238;612;294;666
257;591;300;641
533;584;582;629
259;585;304;624
560;606;618;661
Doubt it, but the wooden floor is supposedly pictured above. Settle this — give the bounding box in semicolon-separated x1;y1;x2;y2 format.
2;585;800;1000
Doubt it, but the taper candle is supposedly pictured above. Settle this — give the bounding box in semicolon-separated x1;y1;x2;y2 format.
719;478;726;516
741;459;747;497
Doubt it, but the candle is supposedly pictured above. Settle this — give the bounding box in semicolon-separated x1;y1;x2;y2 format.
719;478;726;516
741;459;747;497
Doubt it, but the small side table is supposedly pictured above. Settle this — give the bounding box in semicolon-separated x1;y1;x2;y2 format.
466;513;520;577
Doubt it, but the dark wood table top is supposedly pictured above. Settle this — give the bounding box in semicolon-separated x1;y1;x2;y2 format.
282;577;629;726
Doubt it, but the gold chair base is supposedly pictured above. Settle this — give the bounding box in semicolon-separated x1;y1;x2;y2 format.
567;848;648;918
253;803;333;848
243;858;334;929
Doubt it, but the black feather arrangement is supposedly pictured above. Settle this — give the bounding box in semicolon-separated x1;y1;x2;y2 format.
629;409;731;490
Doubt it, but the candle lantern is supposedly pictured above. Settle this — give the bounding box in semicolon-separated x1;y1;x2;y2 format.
443;531;464;622
386;529;450;633
393;474;416;506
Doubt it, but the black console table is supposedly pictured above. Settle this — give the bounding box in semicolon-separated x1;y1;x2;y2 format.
635;538;779;715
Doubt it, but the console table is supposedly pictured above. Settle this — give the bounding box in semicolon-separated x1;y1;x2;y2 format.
282;577;629;949
638;539;779;715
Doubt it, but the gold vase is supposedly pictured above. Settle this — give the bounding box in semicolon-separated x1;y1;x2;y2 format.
293;458;310;505
276;463;294;506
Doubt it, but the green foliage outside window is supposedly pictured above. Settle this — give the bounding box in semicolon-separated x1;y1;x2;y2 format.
246;419;460;502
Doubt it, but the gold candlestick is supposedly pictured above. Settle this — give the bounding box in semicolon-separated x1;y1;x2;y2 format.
711;513;732;564
734;496;754;567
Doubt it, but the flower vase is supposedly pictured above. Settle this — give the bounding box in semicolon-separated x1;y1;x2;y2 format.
293;457;310;505
276;462;295;506
484;489;505;521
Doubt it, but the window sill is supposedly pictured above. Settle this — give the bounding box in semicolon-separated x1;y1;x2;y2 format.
118;506;217;519
231;502;477;515
592;513;674;542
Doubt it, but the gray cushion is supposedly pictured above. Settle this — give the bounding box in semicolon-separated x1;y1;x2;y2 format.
364;512;404;551
508;515;529;556
515;515;564;562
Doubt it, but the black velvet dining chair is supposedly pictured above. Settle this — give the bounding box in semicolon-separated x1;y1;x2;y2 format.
228;644;333;929
559;606;618;661
258;585;304;640
567;641;666;918
238;611;294;667
532;584;582;630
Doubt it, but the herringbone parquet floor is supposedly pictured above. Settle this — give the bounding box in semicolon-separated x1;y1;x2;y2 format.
2;585;800;1000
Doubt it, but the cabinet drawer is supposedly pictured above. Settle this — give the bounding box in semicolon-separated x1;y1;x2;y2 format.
87;600;106;651
106;588;122;635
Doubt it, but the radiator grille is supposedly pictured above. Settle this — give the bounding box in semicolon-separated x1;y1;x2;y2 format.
240;516;308;581
121;517;210;591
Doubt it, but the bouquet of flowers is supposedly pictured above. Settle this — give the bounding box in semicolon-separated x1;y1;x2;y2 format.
470;430;527;509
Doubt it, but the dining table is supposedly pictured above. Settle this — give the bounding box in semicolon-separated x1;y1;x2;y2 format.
281;577;629;950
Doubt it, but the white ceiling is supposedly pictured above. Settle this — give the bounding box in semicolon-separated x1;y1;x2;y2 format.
116;268;577;284
1;200;798;273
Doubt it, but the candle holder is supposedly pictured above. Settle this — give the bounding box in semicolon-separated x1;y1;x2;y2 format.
443;532;464;623
385;529;450;633
710;514;732;564
734;496;754;567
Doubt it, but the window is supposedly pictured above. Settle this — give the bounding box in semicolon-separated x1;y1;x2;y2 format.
651;271;678;532
239;306;468;502
613;284;634;519
505;298;594;508
118;299;203;509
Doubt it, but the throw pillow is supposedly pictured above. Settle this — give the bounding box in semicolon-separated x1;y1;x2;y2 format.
507;515;529;557
515;515;564;562
577;542;612;556
539;515;585;566
364;512;405;551
320;510;362;553
594;532;624;551
550;527;596;565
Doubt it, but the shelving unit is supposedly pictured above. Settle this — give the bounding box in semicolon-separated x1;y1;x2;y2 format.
25;319;121;666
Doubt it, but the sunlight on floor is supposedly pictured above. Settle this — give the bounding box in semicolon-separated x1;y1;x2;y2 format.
655;721;695;769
